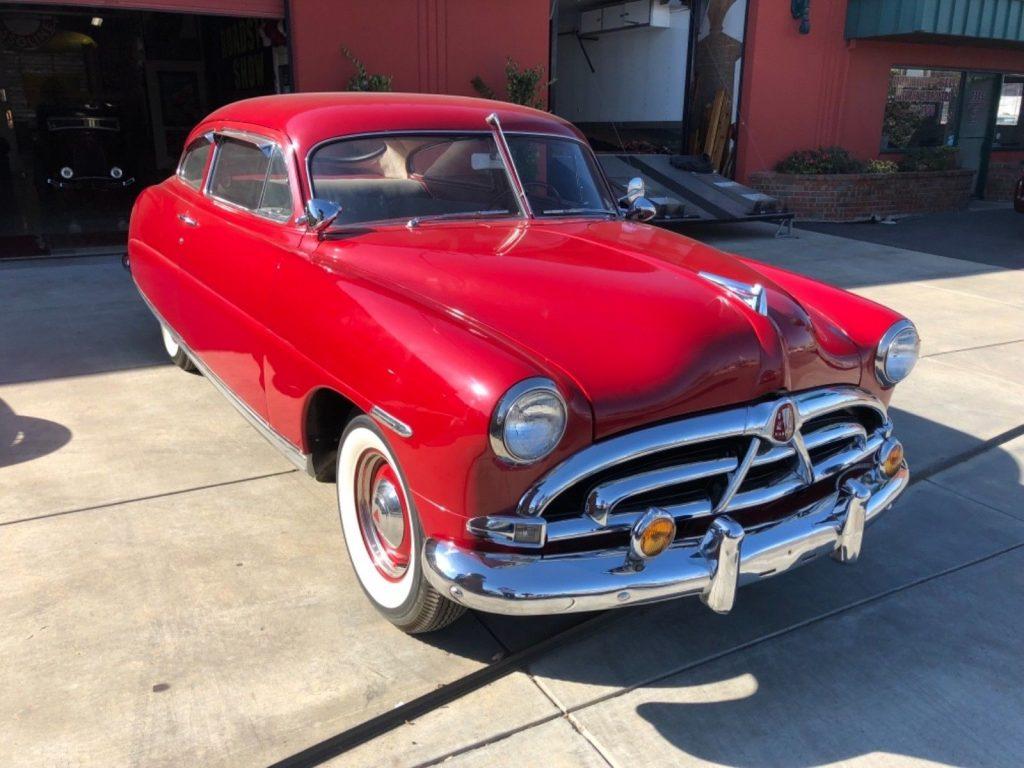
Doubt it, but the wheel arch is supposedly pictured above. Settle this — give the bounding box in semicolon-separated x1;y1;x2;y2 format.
303;386;361;481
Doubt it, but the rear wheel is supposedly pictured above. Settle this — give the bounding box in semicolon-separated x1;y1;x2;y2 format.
160;323;198;373
336;416;465;633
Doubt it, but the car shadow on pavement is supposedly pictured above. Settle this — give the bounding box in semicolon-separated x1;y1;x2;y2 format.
0;398;71;468
451;412;1023;767
0;256;167;386
631;541;1024;768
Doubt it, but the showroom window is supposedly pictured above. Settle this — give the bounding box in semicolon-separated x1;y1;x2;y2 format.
993;75;1024;148
882;67;963;150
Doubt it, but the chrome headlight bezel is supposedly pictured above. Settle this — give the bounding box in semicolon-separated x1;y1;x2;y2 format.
875;319;920;387
490;378;567;465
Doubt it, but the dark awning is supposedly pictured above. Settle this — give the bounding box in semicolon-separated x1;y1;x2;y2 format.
846;0;1024;46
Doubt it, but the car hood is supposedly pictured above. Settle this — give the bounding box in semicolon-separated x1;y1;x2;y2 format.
316;219;863;439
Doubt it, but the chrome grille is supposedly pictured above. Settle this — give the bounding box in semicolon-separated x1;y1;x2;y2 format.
517;387;890;547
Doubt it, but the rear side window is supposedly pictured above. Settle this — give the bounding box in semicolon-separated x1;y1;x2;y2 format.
209;138;271;210
178;138;211;188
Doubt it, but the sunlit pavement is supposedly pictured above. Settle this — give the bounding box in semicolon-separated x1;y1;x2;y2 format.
2;213;1022;767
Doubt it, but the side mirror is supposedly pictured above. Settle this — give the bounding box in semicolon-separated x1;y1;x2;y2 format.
623;176;645;205
624;197;658;222
619;177;657;222
303;198;341;235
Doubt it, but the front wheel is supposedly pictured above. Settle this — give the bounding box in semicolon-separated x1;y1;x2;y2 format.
160;323;198;373
336;415;465;633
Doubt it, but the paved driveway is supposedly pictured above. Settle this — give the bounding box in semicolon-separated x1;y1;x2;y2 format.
796;201;1024;270
2;219;1022;767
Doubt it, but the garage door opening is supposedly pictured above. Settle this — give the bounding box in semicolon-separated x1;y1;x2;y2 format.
0;5;289;258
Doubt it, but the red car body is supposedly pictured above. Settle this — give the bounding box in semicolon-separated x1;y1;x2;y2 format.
129;93;915;631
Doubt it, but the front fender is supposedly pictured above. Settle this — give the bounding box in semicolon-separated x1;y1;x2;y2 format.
266;251;593;544
739;258;906;402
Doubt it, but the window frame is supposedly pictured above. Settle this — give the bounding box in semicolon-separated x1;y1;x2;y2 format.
176;133;214;189
880;66;967;154
304;129;621;227
204;129;297;224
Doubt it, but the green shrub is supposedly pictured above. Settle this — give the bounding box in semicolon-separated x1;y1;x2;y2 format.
775;146;866;175
897;146;959;172
342;48;392;92
471;57;546;109
866;158;899;174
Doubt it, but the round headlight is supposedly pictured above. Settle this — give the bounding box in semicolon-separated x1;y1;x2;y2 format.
60;166;74;179
875;320;919;387
110;166;123;179
490;378;567;464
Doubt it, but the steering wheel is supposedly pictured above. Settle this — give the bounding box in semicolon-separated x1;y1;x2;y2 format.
523;180;566;207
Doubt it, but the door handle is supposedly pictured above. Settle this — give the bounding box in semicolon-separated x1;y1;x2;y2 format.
177;213;199;227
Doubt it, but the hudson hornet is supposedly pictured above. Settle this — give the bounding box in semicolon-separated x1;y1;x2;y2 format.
128;93;918;633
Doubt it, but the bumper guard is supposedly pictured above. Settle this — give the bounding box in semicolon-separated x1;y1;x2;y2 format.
423;464;909;616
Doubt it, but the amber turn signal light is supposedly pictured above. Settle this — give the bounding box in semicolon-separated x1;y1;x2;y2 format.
630;509;677;561
878;438;904;478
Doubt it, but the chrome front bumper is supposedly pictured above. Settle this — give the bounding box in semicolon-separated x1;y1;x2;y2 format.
423;464;909;616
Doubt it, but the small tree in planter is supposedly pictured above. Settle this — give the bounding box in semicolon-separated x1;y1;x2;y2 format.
471;57;546;109
342;48;392;92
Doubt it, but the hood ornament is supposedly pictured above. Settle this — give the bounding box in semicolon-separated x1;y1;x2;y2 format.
698;271;768;316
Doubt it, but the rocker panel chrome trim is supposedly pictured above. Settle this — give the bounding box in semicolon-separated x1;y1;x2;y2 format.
135;287;312;474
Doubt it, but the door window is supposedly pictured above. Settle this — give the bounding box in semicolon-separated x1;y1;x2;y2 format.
178;137;212;188
209;137;272;210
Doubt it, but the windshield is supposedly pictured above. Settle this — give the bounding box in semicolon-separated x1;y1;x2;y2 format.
308;133;616;227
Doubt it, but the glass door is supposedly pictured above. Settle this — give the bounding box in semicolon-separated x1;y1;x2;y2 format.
957;72;1001;196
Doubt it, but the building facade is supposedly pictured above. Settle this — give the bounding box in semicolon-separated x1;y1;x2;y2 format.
739;0;1024;197
3;0;1024;255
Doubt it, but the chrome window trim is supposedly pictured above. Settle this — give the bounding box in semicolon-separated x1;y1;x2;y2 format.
489;377;568;465
304;129;620;226
204;130;297;224
875;319;919;388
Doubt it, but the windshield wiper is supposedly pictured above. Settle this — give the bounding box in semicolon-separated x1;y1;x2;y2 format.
540;208;616;217
406;210;513;228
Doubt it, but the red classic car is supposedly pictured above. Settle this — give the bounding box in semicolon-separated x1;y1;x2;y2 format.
128;93;918;633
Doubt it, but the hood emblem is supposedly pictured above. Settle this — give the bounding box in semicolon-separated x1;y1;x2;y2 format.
770;402;797;443
698;271;768;316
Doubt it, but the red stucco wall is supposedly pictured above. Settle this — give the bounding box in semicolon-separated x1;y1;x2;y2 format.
288;0;550;104
737;0;1024;182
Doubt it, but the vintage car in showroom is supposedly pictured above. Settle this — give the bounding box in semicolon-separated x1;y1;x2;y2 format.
128;93;917;633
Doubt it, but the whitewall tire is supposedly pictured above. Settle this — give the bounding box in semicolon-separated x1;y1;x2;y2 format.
336;415;465;633
160;323;198;373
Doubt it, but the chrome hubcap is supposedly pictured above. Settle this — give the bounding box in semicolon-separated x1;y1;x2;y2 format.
354;450;410;580
370;477;405;549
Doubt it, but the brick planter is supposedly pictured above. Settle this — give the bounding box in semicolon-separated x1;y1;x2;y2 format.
749;169;975;222
983;161;1022;200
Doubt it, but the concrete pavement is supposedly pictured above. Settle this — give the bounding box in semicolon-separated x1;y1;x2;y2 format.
2;220;1023;767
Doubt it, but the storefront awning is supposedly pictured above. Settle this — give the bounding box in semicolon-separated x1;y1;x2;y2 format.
846;0;1024;45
